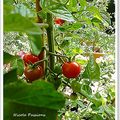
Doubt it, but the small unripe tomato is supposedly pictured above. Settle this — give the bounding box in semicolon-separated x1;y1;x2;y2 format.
24;65;44;82
54;18;65;26
23;53;39;66
62;62;81;78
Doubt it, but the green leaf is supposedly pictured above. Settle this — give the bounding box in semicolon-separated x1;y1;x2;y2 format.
71;81;81;93
17;59;24;76
90;114;103;120
4;13;41;34
4;69;18;85
28;33;43;56
4;52;17;64
103;105;115;117
40;0;74;21
67;0;78;12
91;17;102;23
87;6;102;21
59;22;83;31
82;54;100;81
4;0;13;4
11;58;24;76
4;99;57;120
81;84;92;95
4;52;24;76
4;80;65;110
79;0;87;7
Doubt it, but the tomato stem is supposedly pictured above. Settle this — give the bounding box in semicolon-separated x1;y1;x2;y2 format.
33;59;47;67
47;67;57;76
48;52;69;59
46;13;55;71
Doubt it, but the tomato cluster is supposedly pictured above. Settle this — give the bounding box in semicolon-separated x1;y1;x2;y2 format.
21;52;44;82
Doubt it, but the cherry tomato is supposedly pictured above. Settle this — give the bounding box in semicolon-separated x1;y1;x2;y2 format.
54;18;65;25
23;53;39;66
62;62;81;78
24;65;44;82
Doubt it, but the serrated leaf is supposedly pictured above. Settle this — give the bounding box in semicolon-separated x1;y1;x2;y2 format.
4;99;57;120
4;80;65;110
40;0;74;21
82;54;100;81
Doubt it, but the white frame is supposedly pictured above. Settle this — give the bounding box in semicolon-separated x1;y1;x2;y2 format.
0;0;119;119
116;0;120;119
0;0;3;120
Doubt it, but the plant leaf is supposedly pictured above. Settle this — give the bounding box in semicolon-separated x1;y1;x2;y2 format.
4;80;65;110
82;54;100;81
4;13;41;34
4;69;18;85
40;0;74;21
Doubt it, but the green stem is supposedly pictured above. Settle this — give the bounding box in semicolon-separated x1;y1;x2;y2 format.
33;59;47;67
48;52;68;59
46;13;54;70
47;67;56;76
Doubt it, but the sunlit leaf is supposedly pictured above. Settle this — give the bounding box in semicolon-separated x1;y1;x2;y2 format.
82;54;100;81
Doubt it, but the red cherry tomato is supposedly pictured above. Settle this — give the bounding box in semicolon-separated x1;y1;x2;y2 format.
24;65;44;82
23;53;39;66
62;62;81;78
54;18;65;25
